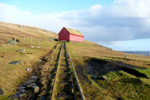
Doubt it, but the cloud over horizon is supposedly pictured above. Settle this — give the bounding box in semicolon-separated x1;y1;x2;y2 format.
0;0;150;47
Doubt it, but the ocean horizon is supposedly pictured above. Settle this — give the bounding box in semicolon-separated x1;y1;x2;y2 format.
120;51;150;56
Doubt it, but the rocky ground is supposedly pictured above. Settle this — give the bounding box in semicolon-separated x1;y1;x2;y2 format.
6;44;61;100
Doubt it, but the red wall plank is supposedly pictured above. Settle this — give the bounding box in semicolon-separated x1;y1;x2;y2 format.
70;34;84;42
58;27;69;41
58;27;84;42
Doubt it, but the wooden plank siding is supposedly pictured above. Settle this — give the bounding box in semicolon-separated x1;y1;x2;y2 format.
58;27;84;43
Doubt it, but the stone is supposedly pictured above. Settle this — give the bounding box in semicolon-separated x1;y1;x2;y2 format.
102;75;108;80
34;86;40;93
43;56;48;59
9;61;21;65
16;49;26;52
5;40;16;45
31;46;35;48
41;56;50;62
124;55;128;57
19;93;25;98
26;68;32;72
28;79;36;83
31;76;38;79
19;87;25;90
36;46;40;48
0;88;4;95
27;84;32;88
19;87;25;92
31;83;37;86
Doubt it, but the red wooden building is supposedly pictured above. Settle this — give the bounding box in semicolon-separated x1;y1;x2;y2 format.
58;27;84;42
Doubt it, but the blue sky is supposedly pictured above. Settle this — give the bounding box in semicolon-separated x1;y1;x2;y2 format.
0;0;114;13
0;0;150;51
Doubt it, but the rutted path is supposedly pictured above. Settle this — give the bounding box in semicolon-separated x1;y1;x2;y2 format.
15;43;61;100
51;42;76;100
14;42;83;100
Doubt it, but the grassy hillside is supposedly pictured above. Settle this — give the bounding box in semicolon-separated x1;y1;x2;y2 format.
0;22;57;44
0;22;59;99
67;41;150;100
0;22;150;100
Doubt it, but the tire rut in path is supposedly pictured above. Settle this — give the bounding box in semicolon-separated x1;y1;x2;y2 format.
51;42;76;100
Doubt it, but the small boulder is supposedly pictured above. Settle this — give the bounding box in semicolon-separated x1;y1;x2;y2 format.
43;56;48;59
26;68;32;73
16;49;26;52
31;46;35;48
5;40;16;45
124;55;128;57
19;93;26;98
9;61;21;65
31;76;38;79
31;83;37;86
41;56;50;62
102;75;108;80
0;88;4;95
27;84;32;88
36;46;40;48
34;86;40;93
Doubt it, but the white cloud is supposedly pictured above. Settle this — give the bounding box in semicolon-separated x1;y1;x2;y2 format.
0;3;69;32
89;4;102;16
0;0;150;49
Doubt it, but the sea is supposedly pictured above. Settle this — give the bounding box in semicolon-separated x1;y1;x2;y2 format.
120;51;150;56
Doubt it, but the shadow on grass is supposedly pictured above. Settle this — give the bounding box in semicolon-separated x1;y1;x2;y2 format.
85;58;148;79
119;78;142;84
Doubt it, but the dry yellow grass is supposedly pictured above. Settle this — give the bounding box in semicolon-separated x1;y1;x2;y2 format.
0;21;58;43
0;40;57;96
1;21;150;100
0;22;59;99
68;40;150;68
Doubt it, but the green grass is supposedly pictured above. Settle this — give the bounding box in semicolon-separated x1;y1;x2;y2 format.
135;69;150;78
66;41;150;100
102;70;150;99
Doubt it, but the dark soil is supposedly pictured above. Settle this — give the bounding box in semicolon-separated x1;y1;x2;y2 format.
85;58;148;78
76;66;91;84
